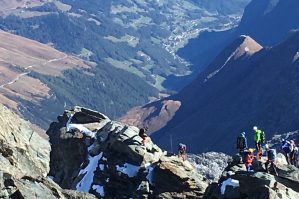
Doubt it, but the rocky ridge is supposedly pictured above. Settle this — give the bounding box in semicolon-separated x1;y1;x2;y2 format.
47;106;209;198
1;103;299;198
205;153;299;199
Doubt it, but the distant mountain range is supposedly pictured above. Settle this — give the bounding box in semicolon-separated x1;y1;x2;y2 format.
121;0;299;153
178;0;299;77
0;0;250;91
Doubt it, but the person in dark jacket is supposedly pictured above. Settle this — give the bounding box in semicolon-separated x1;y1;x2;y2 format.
265;144;278;176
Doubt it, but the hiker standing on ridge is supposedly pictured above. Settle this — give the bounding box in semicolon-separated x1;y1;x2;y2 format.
245;148;254;172
236;132;247;162
289;140;296;165
253;126;265;151
178;143;187;161
265;144;278;176
139;127;150;145
281;139;294;164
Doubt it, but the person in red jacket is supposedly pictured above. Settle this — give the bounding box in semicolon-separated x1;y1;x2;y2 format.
245;148;254;172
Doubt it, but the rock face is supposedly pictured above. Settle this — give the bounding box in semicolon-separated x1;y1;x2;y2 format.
0;104;50;178
47;106;209;198
0;104;96;198
205;152;299;199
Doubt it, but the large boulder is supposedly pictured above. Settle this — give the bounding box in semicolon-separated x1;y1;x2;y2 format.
47;106;209;198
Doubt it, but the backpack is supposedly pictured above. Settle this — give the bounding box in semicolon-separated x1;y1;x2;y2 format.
261;131;266;143
237;136;245;149
282;142;293;153
268;149;276;161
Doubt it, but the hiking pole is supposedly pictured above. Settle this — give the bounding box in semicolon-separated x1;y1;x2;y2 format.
170;134;173;153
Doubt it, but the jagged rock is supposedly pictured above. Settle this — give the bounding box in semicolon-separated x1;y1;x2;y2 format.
188;152;232;181
47;106;209;198
204;152;299;199
0;105;50;178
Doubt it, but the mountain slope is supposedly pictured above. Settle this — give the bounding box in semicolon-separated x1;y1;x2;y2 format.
0;30;157;130
178;0;299;75
119;99;181;134
153;32;299;153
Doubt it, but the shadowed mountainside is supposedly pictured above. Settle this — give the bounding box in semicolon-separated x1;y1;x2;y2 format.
153;32;299;153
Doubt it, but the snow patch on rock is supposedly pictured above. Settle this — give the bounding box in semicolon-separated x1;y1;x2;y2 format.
92;185;105;197
220;178;240;195
76;150;103;192
66;115;97;138
146;165;154;185
116;163;140;177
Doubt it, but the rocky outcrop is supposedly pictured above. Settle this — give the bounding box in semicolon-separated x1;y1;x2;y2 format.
205;152;299;199
0;104;96;198
47;106;209;198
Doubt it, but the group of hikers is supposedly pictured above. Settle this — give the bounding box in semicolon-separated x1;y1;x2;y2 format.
138;126;299;170
236;126;299;175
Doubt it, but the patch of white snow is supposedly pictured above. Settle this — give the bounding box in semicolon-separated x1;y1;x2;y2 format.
67;123;97;138
98;164;105;171
220;178;240;195
116;163;140;177
66;115;74;131
146;165;154;185
92;185;105;197
76;152;103;192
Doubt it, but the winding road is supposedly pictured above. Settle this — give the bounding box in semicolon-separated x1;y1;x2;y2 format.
0;55;68;89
